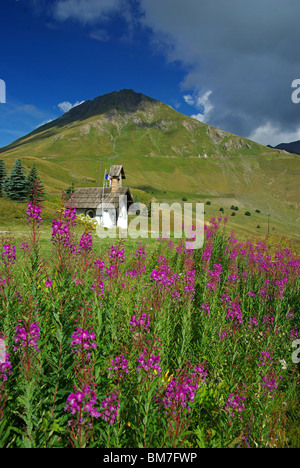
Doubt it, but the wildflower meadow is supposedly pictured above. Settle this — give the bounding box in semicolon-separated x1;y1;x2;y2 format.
0;197;299;448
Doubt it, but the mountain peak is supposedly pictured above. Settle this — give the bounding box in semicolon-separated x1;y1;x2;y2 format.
59;88;157;122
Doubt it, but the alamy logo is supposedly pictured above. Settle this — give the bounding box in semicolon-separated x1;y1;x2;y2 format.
291;79;300;104
95;197;205;250
0;338;6;364
0;79;6;103
291;339;300;364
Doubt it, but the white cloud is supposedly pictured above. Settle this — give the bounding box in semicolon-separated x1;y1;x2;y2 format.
184;90;214;124
58;100;85;113
248;122;300;147
191;113;205;123
183;94;194;106
54;0;120;23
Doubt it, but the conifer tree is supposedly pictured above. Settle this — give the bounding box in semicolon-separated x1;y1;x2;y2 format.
0;160;6;197
27;164;45;203
3;159;28;201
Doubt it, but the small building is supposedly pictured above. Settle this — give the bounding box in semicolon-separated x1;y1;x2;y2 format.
67;165;133;229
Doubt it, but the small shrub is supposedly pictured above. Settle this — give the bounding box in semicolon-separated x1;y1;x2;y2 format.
206;201;211;205
245;211;251;216
219;207;224;212
231;212;236;217
182;197;188;201
255;209;261;213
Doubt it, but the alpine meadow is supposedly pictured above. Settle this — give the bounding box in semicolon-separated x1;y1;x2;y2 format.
0;0;300;451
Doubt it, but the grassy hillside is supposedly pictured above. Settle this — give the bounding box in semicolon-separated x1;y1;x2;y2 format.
0;89;299;240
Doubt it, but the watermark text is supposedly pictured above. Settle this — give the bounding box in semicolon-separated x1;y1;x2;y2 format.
0;79;6;103
291;79;300;104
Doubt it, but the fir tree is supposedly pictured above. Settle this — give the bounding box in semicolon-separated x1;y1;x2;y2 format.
3;159;28;201
0;160;6;197
27;164;45;203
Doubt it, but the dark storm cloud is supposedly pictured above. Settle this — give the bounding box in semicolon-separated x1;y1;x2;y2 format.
139;0;300;144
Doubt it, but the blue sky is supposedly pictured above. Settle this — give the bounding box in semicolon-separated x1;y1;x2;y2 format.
1;0;300;148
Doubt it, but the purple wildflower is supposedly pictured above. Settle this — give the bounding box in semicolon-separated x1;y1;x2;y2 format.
109;245;125;263
26;202;43;226
162;366;206;414
65;385;101;418
99;391;120;424
77;232;93;253
0;276;7;287
261;374;282;398
226;301;243;324
70;327;97;354
130;312;150;332
137;348;161;376
14;321;40;352
200;304;210;317
108;354;129;379
45;278;52;288
1;244;16;265
224;393;246;419
258;351;273;367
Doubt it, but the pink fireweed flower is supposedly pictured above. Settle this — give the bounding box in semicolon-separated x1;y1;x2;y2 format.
109;245;125;263
0;276;7;287
63;207;77;226
70;327;97;354
51;219;70;245
94;259;105;270
201;244;213;261
289;328;299;340
1;244;16;265
137;348;161;376
183;269;195;294
77;232;93;253
0;359;12;382
258;351;273;367
221;294;231;303
90;280;104;297
134;245;146;260
261;374;282;398
263;315;274;327
200;304;210;317
226;301;243;324
130;312;150;332
99;391;120;424
224;393;246;419
65;385;101;418
249;317;259;327
26;202;43;226
108;354;129;379
218;329;228;340
14;321;40;352
45;278;52;288
161;366;206;414
126;266;146;277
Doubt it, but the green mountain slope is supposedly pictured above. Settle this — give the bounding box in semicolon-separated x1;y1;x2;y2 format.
0;89;299;238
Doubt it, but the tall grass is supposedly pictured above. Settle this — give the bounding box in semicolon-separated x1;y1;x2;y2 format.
0;199;299;448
